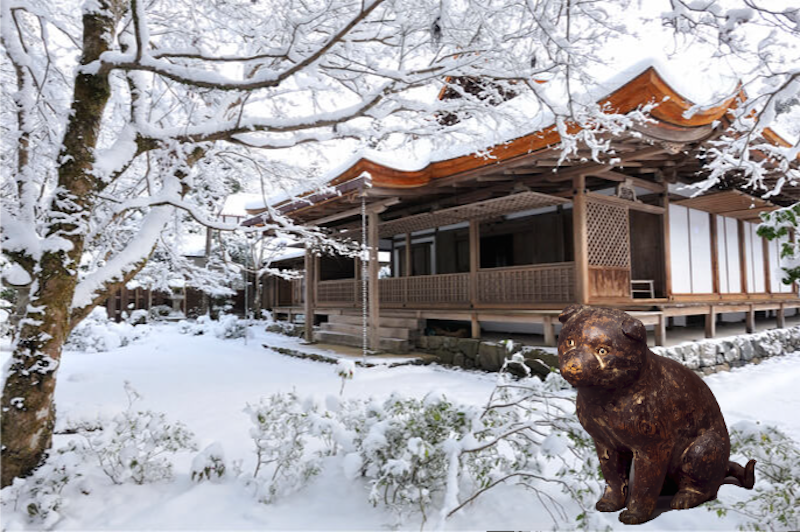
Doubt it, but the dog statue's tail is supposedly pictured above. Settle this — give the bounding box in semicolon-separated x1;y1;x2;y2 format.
724;459;756;489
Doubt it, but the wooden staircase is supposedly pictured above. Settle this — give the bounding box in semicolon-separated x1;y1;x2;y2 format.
315;313;422;353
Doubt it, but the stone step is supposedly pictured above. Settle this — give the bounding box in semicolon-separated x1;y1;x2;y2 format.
314;330;412;353
330;314;422;330
321;322;417;340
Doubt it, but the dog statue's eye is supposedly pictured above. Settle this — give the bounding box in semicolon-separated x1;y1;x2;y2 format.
567;339;575;347
597;347;608;355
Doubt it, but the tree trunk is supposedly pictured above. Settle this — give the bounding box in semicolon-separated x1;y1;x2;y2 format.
1;5;118;488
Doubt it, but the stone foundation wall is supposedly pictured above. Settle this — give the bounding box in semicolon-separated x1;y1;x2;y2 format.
417;326;800;378
650;326;800;377
416;335;558;379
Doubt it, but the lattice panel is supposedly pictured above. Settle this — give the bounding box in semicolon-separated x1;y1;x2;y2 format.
317;280;356;304
478;264;575;303
379;278;407;305
406;273;470;304
587;201;630;268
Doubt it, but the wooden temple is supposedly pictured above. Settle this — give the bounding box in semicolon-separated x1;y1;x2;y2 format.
248;66;800;350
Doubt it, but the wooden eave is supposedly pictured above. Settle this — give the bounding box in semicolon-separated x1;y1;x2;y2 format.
247;66;796;224
673;190;779;222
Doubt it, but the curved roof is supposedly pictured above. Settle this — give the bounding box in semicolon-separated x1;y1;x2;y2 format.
317;66;791;191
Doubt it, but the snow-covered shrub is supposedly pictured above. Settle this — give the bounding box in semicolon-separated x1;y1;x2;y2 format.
65;307;149;352
345;393;477;525
244;392;321;503
191;442;227;483
265;321;304;337
178;314;251;340
125;309;149;325
148;304;173;320
708;421;800;531
336;359;355;396
69;382;197;485
0;446;87;530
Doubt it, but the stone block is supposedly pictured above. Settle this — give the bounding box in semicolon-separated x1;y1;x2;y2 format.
699;342;718;367
436;349;454;365
716;363;731;372
720;340;740;364
426;336;444;349
452;353;466;368
682;345;701;370
457;338;480;360
478;342;505;372
417;336;429;349
739;338;755;361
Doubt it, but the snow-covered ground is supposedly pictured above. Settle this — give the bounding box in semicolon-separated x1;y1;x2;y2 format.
2;322;799;531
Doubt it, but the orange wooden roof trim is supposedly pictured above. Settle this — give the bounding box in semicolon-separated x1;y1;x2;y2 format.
270;66;794;212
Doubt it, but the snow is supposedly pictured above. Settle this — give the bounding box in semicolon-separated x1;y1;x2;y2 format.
1;323;799;531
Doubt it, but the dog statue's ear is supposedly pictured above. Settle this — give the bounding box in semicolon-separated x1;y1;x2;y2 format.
559;304;585;324
621;315;646;344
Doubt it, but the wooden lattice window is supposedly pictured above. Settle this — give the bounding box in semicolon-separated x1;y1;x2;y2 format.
587;200;630;268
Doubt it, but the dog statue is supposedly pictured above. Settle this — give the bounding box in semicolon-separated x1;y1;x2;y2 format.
557;305;755;524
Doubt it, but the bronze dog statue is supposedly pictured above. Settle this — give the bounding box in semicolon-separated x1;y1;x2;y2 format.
557;305;755;524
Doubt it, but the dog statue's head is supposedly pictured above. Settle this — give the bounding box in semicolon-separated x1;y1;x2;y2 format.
557;305;648;389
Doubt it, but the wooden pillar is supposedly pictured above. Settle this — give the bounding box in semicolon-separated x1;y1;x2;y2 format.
763;236;772;294
738;220;748;293
710;215;720;294
304;248;315;342
543;316;556;347
746;304;755;334
777;303;786;329
572;175;589;304
404;233;412;278
662;192;672;298
469;220;480;309
705;305;716;338
368;210;380;350
655;314;666;347
470;313;480;339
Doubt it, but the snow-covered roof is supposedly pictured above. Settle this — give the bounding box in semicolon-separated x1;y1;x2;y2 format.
220;193;272;218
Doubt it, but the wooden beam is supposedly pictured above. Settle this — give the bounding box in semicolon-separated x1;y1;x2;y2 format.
763;234;771;295
546;147;667;183
304;248;315;342
368;210;381;350
307;197;400;225
573;175;590;304
746;304;755;334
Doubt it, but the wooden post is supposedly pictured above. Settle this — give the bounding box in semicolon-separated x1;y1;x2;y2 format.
777;303;786;329
738;221;748;293
710;215;720;294
471;313;480;339
746;304;755;334
543;316;556;347
655;314;666;347
763;235;772;294
469;220;480;308
304;248;315;342
572;175;589;304
404;233;412;278
662;192;673;299
705;305;716;338
369;210;380;351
